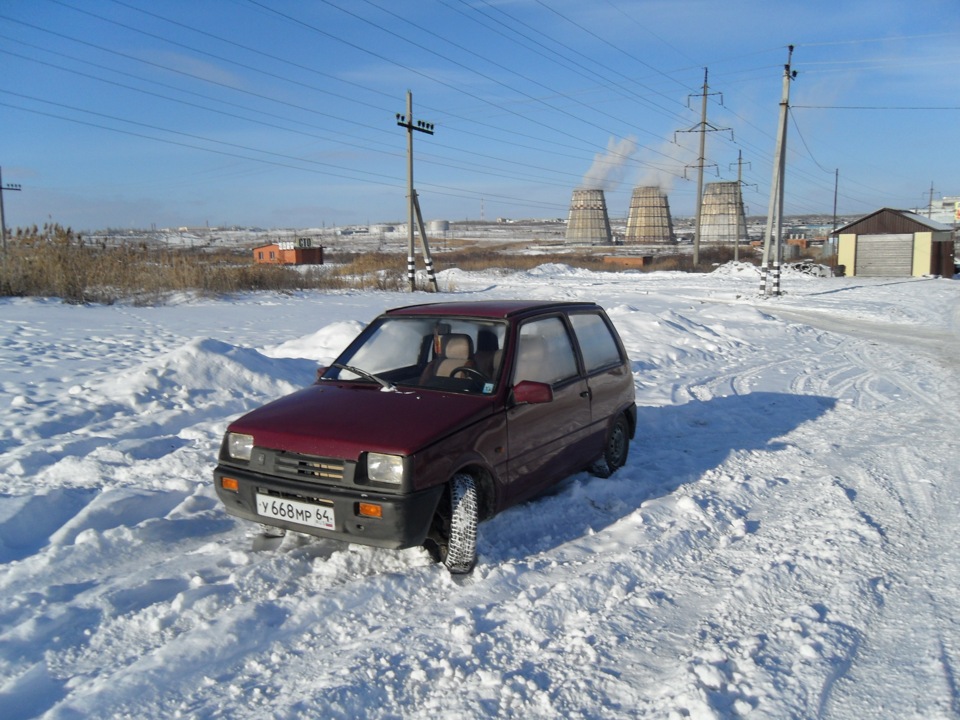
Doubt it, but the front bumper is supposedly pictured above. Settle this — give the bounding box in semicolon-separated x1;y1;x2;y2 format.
214;464;444;549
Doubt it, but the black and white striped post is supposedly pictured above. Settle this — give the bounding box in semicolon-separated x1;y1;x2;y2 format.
759;47;796;297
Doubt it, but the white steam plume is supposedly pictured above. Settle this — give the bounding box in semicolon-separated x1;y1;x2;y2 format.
581;136;638;191
635;133;699;194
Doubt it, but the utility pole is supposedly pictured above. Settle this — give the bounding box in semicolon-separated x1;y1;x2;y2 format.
0;166;23;256
760;46;797;297
395;91;439;292
728;151;754;263
832;169;839;238
927;182;937;218
829;168;840;273
676;69;730;267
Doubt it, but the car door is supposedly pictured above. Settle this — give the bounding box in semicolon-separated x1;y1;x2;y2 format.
568;310;632;437
504;315;592;505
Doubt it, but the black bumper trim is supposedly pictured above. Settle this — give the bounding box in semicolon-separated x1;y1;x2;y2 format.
214;465;444;549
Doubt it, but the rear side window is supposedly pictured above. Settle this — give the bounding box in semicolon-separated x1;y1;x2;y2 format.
569;313;622;373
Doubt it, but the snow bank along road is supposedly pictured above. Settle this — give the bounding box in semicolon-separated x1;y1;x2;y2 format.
1;265;958;719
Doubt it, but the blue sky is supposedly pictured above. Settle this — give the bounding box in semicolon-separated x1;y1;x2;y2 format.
1;0;958;231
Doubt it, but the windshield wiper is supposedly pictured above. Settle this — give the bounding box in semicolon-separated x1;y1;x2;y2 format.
331;363;396;391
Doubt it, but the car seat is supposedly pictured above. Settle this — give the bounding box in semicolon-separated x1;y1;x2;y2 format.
419;333;475;382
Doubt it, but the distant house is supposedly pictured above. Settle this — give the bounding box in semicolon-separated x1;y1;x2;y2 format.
253;238;324;266
837;208;954;277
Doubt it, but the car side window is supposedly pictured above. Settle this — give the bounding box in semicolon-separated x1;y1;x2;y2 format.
513;317;578;385
570;312;622;373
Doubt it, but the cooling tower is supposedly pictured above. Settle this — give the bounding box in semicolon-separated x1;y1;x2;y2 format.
625;186;674;244
565;188;612;244
699;181;748;244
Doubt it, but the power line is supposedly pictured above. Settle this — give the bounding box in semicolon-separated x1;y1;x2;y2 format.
0;98;571;216
14;0;709;191
0;20;655;189
344;0;689;147
248;0;690;169
794;105;960;110
4;0;952;226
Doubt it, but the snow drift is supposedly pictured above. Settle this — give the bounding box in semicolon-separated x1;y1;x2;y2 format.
1;265;958;719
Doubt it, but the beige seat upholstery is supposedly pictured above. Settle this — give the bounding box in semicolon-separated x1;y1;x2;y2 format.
474;329;502;378
420;333;475;382
513;335;547;384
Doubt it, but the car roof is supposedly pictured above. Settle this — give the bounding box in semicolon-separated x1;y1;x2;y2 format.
384;300;601;320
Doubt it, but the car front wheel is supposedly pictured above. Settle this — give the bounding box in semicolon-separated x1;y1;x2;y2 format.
589;413;630;478
443;473;479;574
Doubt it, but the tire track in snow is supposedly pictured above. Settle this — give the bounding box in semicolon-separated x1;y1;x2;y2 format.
761;301;960;718
3;275;960;718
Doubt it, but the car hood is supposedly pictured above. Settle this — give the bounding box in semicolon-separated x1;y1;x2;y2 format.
228;382;498;459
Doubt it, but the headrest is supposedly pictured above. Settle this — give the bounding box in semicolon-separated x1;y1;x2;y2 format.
476;329;499;352
441;334;473;360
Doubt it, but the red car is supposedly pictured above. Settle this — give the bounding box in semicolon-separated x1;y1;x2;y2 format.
214;300;635;573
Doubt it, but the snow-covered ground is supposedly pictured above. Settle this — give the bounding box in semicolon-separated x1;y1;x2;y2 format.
1;263;958;719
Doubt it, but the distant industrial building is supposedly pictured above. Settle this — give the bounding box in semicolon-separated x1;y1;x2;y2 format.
699;181;748;244
253;238;324;265
911;196;960;226
625;186;674;244
565;188;612;244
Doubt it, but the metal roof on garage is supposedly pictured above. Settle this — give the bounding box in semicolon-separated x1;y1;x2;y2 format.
837;208;954;235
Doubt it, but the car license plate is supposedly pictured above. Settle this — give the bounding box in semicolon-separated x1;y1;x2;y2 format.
255;493;335;530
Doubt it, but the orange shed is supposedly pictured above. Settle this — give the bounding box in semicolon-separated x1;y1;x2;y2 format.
254;239;324;265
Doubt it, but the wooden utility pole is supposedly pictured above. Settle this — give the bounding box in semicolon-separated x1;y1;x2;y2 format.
395;91;439;292
0;166;23;256
832;169;839;238
760;46;796;297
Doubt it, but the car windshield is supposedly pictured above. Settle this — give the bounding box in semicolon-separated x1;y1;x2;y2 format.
323;316;508;395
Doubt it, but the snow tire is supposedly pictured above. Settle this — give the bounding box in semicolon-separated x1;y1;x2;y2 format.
444;473;478;574
589;413;629;478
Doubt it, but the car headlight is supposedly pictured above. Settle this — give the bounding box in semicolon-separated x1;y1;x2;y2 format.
227;432;254;461
367;452;404;485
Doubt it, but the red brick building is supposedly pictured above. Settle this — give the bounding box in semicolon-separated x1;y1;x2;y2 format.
253;239;324;265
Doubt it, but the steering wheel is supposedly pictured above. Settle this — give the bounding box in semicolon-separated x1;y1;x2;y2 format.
452;366;486;381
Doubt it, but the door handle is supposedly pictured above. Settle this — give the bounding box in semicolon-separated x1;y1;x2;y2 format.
580;389;592;399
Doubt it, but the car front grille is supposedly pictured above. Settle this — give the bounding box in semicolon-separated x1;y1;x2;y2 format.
274;452;345;482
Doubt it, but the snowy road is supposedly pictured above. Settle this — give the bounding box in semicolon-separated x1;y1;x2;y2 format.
1;265;958;718
764;288;960;718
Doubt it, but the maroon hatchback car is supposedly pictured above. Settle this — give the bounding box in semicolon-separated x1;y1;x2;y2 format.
214;300;636;573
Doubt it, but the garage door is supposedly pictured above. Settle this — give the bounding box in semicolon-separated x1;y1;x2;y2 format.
855;234;914;276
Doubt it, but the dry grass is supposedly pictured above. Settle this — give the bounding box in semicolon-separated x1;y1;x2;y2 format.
1;225;759;305
0;225;337;304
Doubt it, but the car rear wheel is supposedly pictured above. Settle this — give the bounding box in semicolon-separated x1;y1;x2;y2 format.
589;413;630;478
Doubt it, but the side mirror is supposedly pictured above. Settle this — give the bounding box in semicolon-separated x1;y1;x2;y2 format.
512;380;553;405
